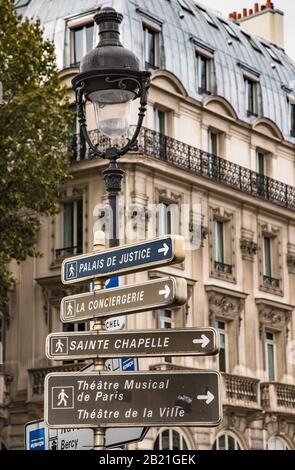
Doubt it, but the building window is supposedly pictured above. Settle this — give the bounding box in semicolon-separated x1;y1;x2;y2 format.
56;199;83;260
208;130;220;156
289;101;295;137
71;23;94;66
196;5;217;27
154;108;167;159
245;77;257;116
214;320;227;373
218;19;239;39
158;202;172;236
210;208;235;282
143;25;159;69
241;31;262;53
196;53;211;94
265;331;276;381
212;432;242;450
258;223;282;295
262;44;281;63
214;220;232;275
154;429;189;450
267;436;289;450
257;151;266;175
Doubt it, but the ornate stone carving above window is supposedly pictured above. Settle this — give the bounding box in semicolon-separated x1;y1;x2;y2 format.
256;298;293;335
287;243;295;275
240;228;257;262
205;285;247;327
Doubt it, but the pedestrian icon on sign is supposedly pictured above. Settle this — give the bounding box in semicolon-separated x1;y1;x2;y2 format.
66;261;77;280
66;302;74;317
57;389;69;407
55;339;64;353
52;386;74;410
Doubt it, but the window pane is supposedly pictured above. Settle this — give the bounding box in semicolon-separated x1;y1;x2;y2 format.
267;343;275;381
263;237;272;277
214;220;224;263
218;434;226;450
246;80;254;113
209;132;219;156
198;56;207;90
74;28;83;64
63;202;73;248
219;332;226;372
161;430;170;450
145;28;155;65
86;24;94;53
257;152;265;175
172;430;180;450
228;435;235;450
291;104;295;134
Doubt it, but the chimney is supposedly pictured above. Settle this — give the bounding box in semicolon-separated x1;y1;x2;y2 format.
229;2;285;48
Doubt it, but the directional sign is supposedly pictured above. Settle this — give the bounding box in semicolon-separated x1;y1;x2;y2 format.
44;370;221;428
46;328;218;360
105;316;125;331
60;277;187;323
61;235;185;284
25;419;94;450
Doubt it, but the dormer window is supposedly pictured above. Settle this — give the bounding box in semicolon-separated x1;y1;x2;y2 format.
143;24;159;69
218;18;239;39
262;43;282;63
196;5;218;27
195;45;214;95
70;22;94;66
245;77;258;116
241;31;262;53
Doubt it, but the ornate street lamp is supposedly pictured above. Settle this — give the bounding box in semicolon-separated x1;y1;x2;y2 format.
72;7;150;247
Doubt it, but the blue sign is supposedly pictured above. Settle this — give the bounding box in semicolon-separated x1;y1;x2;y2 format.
62;236;177;284
29;427;45;450
120;357;138;372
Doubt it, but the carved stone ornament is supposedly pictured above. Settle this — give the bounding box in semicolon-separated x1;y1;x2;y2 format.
240;238;258;262
206;287;246;326
256;299;293;333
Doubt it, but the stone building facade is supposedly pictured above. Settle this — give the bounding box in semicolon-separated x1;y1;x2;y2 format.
1;0;295;450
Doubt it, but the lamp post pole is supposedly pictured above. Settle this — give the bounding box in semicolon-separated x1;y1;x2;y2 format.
72;7;150;449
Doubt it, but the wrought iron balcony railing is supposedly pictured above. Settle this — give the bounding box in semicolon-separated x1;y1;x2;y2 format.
69;127;295;211
263;275;280;288
214;261;233;274
55;245;82;260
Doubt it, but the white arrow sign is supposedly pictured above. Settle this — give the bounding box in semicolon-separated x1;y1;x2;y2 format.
197;391;215;405
158;243;169;256
158;284;171;299
192;334;210;349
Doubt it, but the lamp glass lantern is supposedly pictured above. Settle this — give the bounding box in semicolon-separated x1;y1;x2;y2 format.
72;7;150;158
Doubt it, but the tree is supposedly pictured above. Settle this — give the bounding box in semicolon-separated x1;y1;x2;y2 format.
0;0;72;307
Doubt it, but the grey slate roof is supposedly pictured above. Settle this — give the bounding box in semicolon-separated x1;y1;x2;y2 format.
16;0;295;143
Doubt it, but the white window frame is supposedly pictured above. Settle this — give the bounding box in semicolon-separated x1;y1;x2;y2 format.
214;220;225;265
245;77;258;115
61;198;83;251
70;21;95;65
143;21;160;68
257;150;266;175
214;319;228;373
288;96;295;136
196;53;211;93
267;436;289;450
208;130;220;156
213;432;242;450
154;108;166;135
263;236;272;278
265;331;276;381
154;428;189;450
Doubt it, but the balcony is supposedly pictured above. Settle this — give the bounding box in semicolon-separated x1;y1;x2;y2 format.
55;245;82;261
69;127;295;211
28;362;88;402
214;261;233;274
263;275;280;288
261;382;295;415
222;373;260;410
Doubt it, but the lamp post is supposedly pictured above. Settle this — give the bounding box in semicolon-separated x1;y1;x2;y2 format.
72;6;150;247
72;7;150;450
